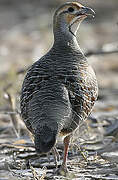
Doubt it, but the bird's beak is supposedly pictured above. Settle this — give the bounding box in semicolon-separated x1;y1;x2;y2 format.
76;7;95;18
69;6;95;37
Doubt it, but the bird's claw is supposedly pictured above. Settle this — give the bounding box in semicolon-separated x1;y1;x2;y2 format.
55;164;69;176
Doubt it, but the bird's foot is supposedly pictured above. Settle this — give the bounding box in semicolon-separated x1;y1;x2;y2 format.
55;164;69;176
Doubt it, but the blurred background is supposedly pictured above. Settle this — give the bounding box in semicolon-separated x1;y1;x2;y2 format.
0;0;118;179
0;0;118;101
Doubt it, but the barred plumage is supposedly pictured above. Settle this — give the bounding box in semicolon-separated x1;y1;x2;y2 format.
20;1;98;175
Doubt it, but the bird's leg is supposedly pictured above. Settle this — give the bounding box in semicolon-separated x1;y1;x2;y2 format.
62;135;70;169
47;152;51;164
52;146;60;168
57;135;71;175
54;146;60;161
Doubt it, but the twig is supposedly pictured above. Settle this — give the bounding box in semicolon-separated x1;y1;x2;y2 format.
16;68;28;75
85;49;118;57
16;45;118;77
73;143;88;162
0;142;35;150
4;91;20;137
39;167;47;180
30;162;39;180
16;41;118;78
0;111;18;115
29;162;47;180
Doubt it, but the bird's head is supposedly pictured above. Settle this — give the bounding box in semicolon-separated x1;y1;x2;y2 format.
53;2;95;38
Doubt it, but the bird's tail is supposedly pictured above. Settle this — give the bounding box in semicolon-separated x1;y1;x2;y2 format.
28;80;71;154
34;122;58;154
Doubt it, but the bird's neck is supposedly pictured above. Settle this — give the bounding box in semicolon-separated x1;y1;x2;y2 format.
53;27;78;47
53;23;84;54
54;35;78;49
52;30;87;64
53;17;81;48
52;22;88;65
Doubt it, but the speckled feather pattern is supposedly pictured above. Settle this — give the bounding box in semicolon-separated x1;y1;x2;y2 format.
20;2;98;154
20;43;98;137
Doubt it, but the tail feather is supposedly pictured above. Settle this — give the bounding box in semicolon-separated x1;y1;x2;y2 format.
34;123;58;154
28;81;72;154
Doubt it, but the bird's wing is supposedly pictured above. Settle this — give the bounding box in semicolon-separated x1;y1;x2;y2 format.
20;60;46;133
66;67;98;131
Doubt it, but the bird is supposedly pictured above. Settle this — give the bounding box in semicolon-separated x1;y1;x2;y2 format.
20;1;98;175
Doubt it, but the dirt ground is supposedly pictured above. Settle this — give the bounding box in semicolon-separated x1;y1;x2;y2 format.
0;0;118;179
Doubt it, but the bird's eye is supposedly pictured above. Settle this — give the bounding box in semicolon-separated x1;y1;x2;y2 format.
68;7;75;13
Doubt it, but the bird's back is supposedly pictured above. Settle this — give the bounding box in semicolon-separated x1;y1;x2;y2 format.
21;55;72;127
20;56;74;153
21;46;98;138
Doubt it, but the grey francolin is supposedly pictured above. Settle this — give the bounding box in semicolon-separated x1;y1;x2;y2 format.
20;1;98;175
